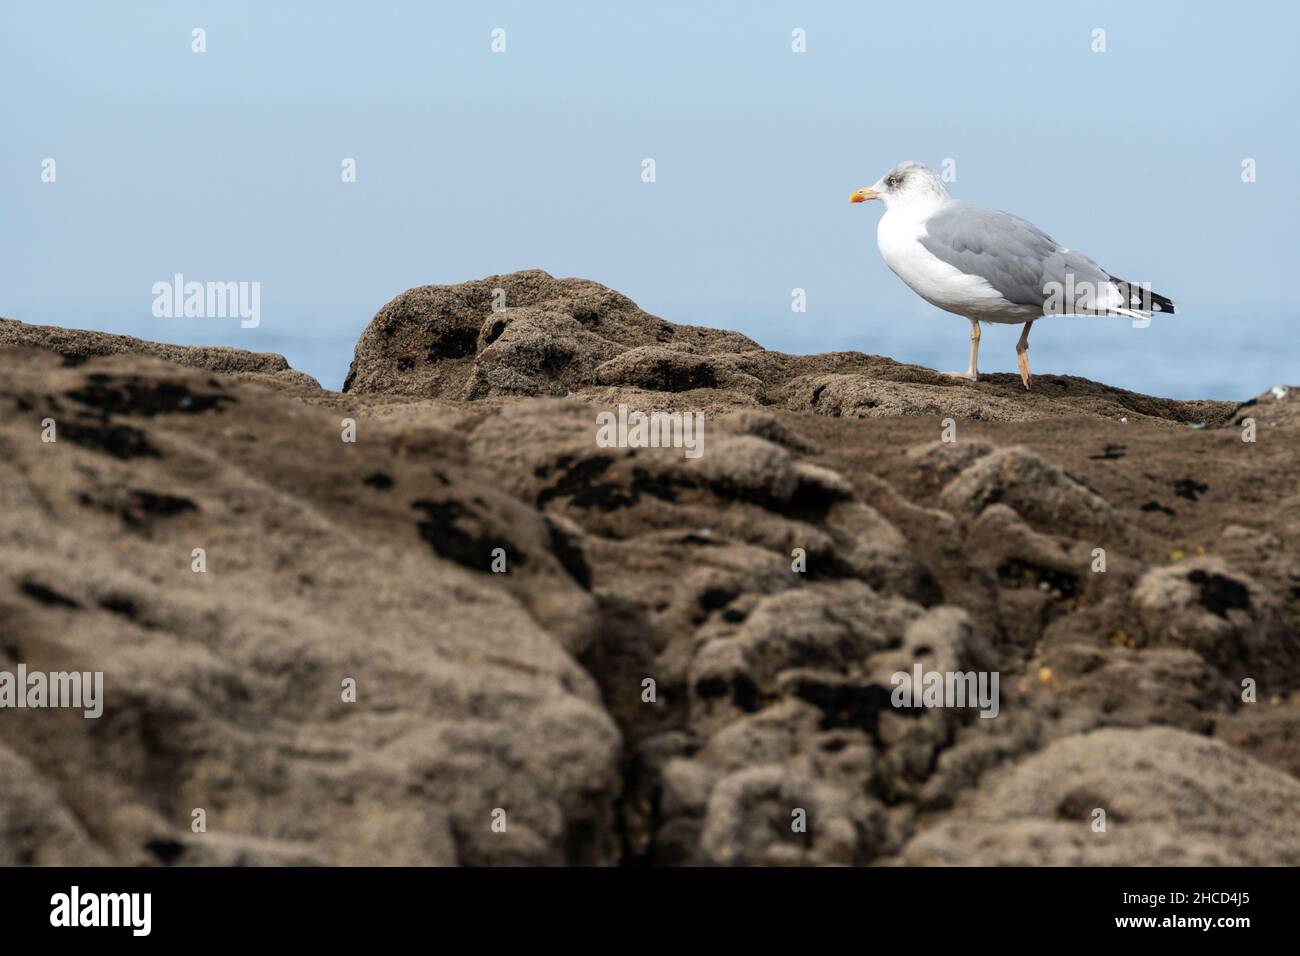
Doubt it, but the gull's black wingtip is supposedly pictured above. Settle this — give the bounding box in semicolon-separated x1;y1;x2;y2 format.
1108;274;1177;314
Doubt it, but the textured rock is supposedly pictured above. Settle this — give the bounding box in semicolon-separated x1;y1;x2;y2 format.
937;446;1115;533
698;764;880;866
343;270;757;400
904;728;1300;865
0;317;320;390
2;271;1298;867
0;350;618;866
343;270;1238;426
1132;556;1299;687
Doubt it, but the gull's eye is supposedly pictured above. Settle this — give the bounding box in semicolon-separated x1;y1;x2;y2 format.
886;174;901;188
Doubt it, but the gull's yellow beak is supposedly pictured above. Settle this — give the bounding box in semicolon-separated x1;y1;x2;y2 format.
850;187;880;204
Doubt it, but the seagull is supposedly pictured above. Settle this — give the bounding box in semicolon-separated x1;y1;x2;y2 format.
850;161;1175;388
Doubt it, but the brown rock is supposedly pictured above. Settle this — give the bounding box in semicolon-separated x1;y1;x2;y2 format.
0;349;618;866
343;270;1238;426
2;272;1297;868
0;316;320;390
904;727;1300;865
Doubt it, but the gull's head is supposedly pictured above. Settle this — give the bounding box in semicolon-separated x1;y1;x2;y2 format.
851;161;950;211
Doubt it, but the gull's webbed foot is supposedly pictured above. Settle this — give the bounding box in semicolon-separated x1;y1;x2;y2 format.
1015;320;1034;390
1017;350;1032;389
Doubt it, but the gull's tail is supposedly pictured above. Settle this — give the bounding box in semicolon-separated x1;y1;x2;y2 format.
1107;274;1177;316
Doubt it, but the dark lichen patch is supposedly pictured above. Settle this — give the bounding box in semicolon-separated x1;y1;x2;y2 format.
411;497;522;572
644;357;718;393
123;490;198;527
730;674;759;712
1055;791;1117;822
534;454;575;481
537;455;612;500
20;581;82;609
1140;501;1175;517
60;420;161;460
699;587;737;612
791;680;913;739
144;838;186;864
694;676;728;700
787;478;853;516
98;594;142;619
1089;444;1127;461
545;517;591;590
1173;478;1209;502
1188;569;1250;618
425;323;481;360
629;467;686;505
536;455;663;512
694;674;760;711
66;374;233;417
362;472;394;490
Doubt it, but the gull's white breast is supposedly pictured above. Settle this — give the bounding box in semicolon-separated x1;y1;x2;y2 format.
876;204;1031;324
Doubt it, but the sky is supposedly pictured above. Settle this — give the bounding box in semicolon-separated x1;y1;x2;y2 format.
2;1;1297;398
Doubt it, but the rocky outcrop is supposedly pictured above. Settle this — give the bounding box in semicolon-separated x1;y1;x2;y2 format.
0;350;616;866
0;317;320;390
3;270;1297;866
343;271;761;402
343;270;1237;426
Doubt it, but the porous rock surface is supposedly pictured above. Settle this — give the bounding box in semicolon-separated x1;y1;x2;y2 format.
2;272;1296;866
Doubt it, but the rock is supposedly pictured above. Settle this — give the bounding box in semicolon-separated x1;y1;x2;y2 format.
0;745;111;865
904;727;1300;865
0;317;320;390
1214;693;1300;778
698;764;879;866
782;373;1040;421
938;446;1115;533
1132;557;1299;686
2;271;1297;867
343;270;757;399
594;345;759;395
343;270;1239;425
0;349;619;865
824;501;936;602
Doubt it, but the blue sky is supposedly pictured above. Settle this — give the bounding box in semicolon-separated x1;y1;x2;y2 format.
2;1;1297;397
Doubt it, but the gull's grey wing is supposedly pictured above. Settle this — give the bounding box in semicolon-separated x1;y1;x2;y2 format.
919;202;1109;307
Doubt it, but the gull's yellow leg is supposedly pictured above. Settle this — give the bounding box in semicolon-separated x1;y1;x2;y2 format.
942;321;981;381
966;320;981;380
1016;320;1034;389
